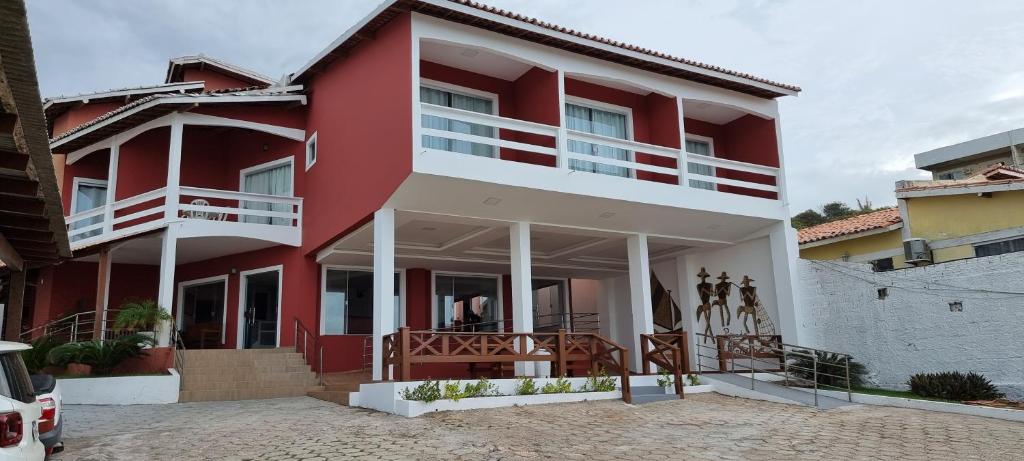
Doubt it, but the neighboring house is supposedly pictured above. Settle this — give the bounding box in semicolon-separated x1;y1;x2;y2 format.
32;0;802;386
915;127;1024;180
799;164;1024;270
0;0;73;341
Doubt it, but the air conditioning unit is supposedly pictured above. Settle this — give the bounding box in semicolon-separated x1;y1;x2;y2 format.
903;238;932;265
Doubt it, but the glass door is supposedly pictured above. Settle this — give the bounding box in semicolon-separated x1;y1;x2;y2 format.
241;160;292;225
180;280;226;349
532;279;567;332
242;270;280;349
565;103;630;177
435;275;500;331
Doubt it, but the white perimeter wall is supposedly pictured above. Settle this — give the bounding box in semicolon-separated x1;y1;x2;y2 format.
797;254;1024;399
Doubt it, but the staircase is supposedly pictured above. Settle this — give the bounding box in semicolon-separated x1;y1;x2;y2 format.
307;370;372;405
178;348;322;402
630;385;679;404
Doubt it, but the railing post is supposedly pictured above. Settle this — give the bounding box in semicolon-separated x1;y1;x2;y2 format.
672;347;683;398
680;330;690;374
303;330;308;360
783;348;790;387
845;355;852;402
318;344;324;386
812;352;819;407
748;336;755;390
620;347;631;404
293;319;298;353
557;329;567;378
400;326;411;382
640;335;651;375
589;337;600;377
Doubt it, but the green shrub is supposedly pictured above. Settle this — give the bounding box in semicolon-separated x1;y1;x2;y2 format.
461;378;498;398
515;377;537;395
46;333;155;375
22;336;65;374
656;370;673;389
789;350;867;388
908;372;1004;401
540;377;572;394
582;369;616;392
113;299;172;332
400;380;442;403
442;381;463;401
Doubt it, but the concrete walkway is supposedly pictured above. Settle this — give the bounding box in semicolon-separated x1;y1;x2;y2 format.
703;373;854;409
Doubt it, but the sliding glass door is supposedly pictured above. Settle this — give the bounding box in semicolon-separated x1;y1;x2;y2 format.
322;270;400;335
241;160;292;225
420;86;496;158
435;275;500;331
565;103;630;177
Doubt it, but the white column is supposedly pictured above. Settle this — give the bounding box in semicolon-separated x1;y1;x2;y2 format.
372;208;396;381
627;233;654;372
96;247;113;340
556;70;569;170
103;139;119;233
768;221;802;344
675;255;700;371
509;221;535;376
676;96;689;188
164;114;183;221
156;224;178;346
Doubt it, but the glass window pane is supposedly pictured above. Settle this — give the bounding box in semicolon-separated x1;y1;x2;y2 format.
242;163;293;225
566;103;629;177
435;275;500;331
72;182;107;241
420;87;495;157
323;270;401;335
685;139;716;190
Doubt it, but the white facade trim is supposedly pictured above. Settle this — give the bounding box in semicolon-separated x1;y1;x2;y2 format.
69;177;108;215
236;264;284;349
175;274;230;345
305;131;318;171
927;226;1024;251
896;181;1024;198
43;81;204;109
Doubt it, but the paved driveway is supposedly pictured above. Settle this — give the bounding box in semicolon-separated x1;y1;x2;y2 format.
54;394;1022;460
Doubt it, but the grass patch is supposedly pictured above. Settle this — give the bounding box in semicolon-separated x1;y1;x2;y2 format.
852;386;956;403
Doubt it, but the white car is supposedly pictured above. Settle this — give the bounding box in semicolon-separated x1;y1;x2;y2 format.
0;342;44;460
30;375;61;456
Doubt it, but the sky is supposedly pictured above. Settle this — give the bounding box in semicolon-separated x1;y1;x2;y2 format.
25;0;1024;212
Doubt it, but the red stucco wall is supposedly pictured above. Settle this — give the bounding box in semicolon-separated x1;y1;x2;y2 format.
51;102;122;138
180;68;252;92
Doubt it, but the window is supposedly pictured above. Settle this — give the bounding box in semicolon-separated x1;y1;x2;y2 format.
565;102;630;177
305;132;318;170
870;257;895;272
435;275;500;331
71;178;107;241
323;270;400;335
240;158;293;225
685;138;716;190
420;85;496;157
974;237;1024;258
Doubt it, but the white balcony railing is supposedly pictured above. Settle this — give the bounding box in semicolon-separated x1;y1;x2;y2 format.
66;186;302;247
418;101;780;197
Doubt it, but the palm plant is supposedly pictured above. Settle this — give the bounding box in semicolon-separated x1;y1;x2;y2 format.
22;335;65;374
47;334;155;375
113;299;172;332
788;349;866;388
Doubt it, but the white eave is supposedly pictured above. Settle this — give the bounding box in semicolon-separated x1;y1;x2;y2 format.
42;81;205;110
914;127;1024;170
896;180;1024;199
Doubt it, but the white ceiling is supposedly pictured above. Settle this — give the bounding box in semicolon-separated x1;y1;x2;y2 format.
420;40;534;81
683;100;751;125
75;234;281;265
319;210;693;280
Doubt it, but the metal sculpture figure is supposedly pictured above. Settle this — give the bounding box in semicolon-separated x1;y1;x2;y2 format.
712;272;732;327
736;276;759;335
695;267;714;343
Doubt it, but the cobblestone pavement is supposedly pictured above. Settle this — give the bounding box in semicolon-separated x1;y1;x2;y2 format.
55;394;1023;460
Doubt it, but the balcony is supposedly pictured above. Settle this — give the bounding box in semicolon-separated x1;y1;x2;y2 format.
66;186;303;249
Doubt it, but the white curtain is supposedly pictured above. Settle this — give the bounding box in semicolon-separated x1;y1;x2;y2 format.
242;163;292;225
686;139;716;190
72;183;107;240
566;103;629;177
420;87;495;157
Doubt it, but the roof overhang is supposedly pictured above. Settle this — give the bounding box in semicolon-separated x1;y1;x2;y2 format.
896;180;1024;199
292;0;800;99
166;55;276;87
42;81;205;121
0;0;72;269
50;92;307;155
798;222;903;249
914;127;1024;170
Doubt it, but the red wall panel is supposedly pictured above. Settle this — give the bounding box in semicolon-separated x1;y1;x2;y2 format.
181;68;252;92
51;102;122;138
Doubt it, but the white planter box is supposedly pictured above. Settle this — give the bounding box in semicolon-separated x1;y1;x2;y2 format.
58;369;180;405
396;391;622;417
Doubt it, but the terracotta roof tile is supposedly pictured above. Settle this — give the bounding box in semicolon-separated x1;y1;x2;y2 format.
798;208;903;245
895;163;1024;193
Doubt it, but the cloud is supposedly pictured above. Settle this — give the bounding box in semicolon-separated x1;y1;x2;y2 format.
26;0;1024;212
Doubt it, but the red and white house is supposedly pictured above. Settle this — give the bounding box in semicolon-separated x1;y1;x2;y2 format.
33;0;802;383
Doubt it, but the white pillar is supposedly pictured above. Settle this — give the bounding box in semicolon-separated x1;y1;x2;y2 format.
627;233;654;372
769;221;802;345
510;221;535;376
372;208;396;381
164;114;183;221
103;139;119;233
676;96;689;187
156;224;178;346
556;70;568;170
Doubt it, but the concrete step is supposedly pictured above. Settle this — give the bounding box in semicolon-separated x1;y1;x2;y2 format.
307;390;350;406
631;393;680;404
180;386;323;403
178;348;319;402
630;385;669;396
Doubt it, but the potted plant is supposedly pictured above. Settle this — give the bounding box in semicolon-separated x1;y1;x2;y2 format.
47;342;90;376
113;299;172;344
45;334;155;376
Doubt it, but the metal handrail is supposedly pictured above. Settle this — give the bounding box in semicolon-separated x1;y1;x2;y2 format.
293;318;323;386
693;332;853;406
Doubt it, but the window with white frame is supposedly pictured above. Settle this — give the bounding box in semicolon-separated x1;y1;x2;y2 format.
420;85;496;157
70;178;108;240
240;158;293;225
685;137;716;190
974;237;1024;258
322;269;400;335
305;132;318;170
565;102;630;177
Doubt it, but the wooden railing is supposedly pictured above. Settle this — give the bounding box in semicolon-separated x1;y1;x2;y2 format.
383;327;632;403
713;334;784;372
640;331;690;398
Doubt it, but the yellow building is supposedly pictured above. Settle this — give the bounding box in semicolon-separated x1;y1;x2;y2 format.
798;164;1024;270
